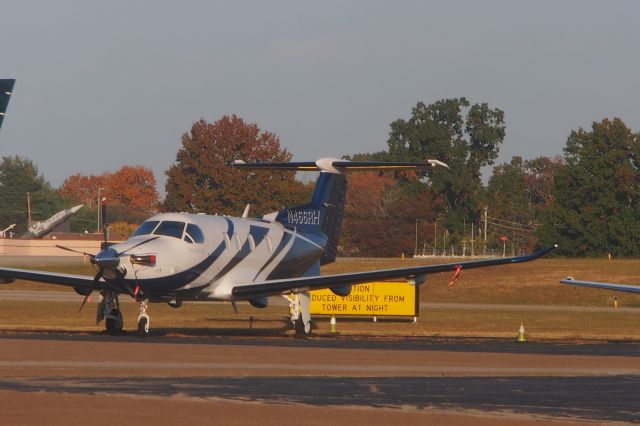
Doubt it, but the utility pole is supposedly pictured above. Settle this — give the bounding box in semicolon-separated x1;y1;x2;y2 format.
97;187;104;232
471;223;475;257
26;192;32;227
433;221;437;256
414;219;418;257
483;205;488;256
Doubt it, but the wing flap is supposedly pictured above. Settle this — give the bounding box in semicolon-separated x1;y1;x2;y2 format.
232;245;557;299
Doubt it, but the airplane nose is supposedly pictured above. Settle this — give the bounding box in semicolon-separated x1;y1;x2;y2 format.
93;248;120;269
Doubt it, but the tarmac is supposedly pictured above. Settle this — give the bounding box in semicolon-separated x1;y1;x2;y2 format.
1;332;639;425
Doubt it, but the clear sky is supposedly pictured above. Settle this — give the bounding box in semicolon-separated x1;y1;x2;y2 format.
1;1;638;195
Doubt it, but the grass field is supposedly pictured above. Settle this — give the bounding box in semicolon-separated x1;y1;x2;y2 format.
1;257;640;340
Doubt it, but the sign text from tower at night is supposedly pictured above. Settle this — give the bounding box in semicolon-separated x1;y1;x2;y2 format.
309;281;418;316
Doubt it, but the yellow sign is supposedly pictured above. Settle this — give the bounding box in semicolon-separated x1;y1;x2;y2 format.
309;282;418;316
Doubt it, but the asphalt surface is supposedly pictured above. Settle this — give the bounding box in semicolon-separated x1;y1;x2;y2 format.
0;333;639;424
2;375;639;423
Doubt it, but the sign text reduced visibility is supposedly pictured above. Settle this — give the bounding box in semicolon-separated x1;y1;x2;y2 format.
309;282;418;316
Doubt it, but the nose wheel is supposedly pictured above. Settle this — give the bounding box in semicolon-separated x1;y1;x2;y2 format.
137;299;150;336
98;292;123;335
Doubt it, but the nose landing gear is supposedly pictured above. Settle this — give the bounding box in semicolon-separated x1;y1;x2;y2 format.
96;291;151;337
137;299;150;336
98;291;123;335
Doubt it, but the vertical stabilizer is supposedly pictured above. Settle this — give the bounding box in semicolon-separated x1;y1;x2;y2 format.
273;171;347;265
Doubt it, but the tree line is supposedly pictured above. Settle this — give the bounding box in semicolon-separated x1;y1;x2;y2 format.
1;101;638;257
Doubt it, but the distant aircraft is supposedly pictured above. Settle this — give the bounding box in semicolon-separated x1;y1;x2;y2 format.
560;277;640;295
20;204;84;239
0;79;15;131
0;158;556;336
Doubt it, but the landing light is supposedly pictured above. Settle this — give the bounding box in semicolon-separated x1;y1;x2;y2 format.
130;254;156;266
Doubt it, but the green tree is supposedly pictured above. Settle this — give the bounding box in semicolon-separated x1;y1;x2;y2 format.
537;118;640;257
0;156;64;235
164;116;310;216
386;98;506;246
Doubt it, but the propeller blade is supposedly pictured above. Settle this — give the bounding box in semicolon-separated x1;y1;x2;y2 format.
56;244;95;258
79;271;102;312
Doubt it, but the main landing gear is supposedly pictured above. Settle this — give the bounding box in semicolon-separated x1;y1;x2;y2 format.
284;291;312;336
97;291;151;337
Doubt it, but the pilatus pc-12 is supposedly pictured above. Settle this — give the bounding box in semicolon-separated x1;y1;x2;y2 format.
0;158;556;335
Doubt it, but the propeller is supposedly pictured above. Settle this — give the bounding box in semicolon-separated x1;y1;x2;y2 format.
75;198;157;309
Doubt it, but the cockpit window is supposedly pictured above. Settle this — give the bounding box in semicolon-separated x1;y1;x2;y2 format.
131;221;160;237
153;221;186;239
185;223;204;244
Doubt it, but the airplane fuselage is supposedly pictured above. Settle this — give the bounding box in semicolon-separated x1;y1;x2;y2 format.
105;212;326;303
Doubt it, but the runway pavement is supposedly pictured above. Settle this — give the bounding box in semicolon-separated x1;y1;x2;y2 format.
0;332;639;425
2;289;640;316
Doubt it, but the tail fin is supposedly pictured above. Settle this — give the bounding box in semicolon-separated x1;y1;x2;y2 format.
0;79;15;131
231;157;448;265
272;171;347;265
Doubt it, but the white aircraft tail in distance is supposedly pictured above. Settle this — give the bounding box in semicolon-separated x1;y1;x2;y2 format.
0;157;557;336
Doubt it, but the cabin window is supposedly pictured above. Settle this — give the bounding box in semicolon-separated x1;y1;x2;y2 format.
153;221;186;239
185;223;204;244
131;221;160;237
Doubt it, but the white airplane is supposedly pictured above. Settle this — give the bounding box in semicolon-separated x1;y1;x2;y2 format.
561;277;640;295
0;158;557;336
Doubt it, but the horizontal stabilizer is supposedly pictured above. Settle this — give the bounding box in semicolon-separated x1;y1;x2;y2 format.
231;157;449;174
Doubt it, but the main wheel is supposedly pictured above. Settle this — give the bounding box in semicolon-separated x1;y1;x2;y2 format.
294;316;310;337
105;309;123;334
137;315;149;337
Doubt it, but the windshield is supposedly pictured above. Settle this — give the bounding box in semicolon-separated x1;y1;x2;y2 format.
185;223;205;244
131;221;160;237
153;221;186;239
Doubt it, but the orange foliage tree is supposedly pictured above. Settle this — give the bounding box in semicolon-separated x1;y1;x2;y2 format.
163;116;310;216
59;166;159;212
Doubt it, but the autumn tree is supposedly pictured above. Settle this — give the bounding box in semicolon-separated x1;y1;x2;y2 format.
163;116;310;216
108;166;160;211
537;118;640;257
59;165;160;233
59;173;107;208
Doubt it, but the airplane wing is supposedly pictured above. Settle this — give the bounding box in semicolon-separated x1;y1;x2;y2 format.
232;245;558;299
560;277;640;294
0;266;99;293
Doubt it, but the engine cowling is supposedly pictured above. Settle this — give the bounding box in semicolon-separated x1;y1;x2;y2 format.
73;286;92;296
248;297;268;308
330;285;352;297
